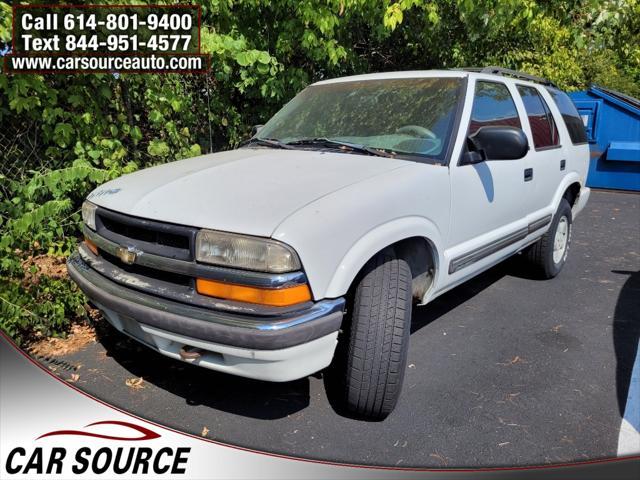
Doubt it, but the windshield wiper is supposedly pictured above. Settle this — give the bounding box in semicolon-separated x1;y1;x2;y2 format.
285;138;397;158
240;137;295;149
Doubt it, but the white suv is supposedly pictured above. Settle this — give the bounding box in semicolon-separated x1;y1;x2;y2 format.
69;68;590;419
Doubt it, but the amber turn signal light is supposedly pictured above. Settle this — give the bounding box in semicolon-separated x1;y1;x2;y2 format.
84;238;98;256
196;278;312;307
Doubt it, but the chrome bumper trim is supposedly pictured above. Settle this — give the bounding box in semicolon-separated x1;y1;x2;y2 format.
69;252;343;331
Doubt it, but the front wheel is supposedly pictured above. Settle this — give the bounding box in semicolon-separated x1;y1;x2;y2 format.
525;198;573;278
333;251;412;420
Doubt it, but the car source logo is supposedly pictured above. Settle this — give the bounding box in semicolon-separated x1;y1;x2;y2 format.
116;246;138;265
5;420;191;475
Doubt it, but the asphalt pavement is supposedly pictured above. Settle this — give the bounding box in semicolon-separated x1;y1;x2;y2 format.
37;190;640;467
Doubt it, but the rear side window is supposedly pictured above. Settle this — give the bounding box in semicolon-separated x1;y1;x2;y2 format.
468;81;521;135
545;87;588;144
517;85;560;149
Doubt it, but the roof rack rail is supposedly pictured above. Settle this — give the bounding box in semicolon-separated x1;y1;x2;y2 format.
456;66;557;88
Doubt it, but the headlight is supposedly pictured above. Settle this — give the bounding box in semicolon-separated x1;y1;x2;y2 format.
195;230;301;273
82;201;97;230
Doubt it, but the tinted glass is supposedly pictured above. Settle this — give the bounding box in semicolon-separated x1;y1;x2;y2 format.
545;87;588;144
468;81;521;135
517;85;559;149
258;77;463;161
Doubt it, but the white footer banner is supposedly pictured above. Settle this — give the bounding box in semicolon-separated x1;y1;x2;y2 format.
1;332;637;479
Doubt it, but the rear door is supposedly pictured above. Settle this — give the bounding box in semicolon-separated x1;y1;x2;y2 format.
514;84;565;217
544;87;591;188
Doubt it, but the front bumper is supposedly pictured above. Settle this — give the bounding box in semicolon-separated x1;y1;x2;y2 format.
68;253;344;381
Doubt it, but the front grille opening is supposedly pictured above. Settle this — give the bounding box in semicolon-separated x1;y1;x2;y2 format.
101;250;192;287
99;215;190;251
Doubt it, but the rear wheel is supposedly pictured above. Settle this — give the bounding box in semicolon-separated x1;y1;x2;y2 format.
525;199;573;278
333;251;412;420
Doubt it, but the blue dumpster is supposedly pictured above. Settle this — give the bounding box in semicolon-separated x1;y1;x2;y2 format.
569;86;640;191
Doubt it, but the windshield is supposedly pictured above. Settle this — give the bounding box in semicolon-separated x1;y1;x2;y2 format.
256;77;463;161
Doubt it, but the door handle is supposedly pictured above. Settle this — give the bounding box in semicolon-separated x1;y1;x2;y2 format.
560;159;566;171
524;168;533;182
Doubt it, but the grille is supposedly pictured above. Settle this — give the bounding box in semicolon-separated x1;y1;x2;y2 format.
100;215;189;250
95;208;195;261
100;251;193;288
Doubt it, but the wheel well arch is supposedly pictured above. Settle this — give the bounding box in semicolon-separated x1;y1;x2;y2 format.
563;182;582;208
347;236;438;303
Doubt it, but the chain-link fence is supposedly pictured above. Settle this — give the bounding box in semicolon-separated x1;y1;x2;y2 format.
0;120;56;197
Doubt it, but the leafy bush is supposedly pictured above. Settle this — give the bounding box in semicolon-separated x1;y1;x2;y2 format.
0;164;116;343
1;0;638;343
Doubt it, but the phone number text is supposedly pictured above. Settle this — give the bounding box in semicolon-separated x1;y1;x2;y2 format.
21;13;193;31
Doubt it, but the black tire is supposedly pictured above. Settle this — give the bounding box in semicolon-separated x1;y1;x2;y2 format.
525;198;573;279
337;251;412;420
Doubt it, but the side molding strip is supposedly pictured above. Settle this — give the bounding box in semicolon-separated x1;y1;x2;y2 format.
449;215;553;274
528;214;553;234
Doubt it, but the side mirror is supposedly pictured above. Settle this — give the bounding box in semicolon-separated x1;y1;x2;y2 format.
463;126;529;164
251;124;264;137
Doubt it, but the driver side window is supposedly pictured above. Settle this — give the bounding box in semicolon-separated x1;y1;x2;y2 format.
469;81;521;135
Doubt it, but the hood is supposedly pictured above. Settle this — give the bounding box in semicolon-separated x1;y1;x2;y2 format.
88;148;409;237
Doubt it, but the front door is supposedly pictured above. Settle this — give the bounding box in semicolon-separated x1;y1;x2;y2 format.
447;79;532;276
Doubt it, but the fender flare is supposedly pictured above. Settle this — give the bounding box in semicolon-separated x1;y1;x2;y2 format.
552;172;583;212
323;216;443;299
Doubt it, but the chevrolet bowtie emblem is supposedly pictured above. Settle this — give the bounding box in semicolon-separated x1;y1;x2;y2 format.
116;246;138;265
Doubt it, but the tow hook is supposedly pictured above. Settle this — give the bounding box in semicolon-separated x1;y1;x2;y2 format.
179;345;203;360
